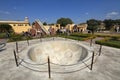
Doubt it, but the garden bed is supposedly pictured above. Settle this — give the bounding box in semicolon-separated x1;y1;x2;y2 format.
95;37;120;48
58;33;96;41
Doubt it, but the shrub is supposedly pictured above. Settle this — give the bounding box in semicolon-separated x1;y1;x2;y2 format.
111;36;120;41
70;33;96;40
95;34;112;37
95;38;120;48
70;33;93;38
58;33;96;41
8;34;23;42
0;33;6;38
8;34;32;42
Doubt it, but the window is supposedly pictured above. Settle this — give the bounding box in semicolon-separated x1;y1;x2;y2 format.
21;24;23;26
18;24;24;26
13;24;16;26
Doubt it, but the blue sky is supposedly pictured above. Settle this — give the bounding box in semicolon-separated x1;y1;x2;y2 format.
0;0;120;24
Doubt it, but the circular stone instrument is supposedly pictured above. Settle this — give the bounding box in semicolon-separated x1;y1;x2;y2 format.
28;41;88;65
19;40;94;73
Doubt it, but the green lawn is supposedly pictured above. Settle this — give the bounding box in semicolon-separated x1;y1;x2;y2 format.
0;33;6;38
95;38;120;48
58;33;95;41
1;32;120;49
109;40;120;44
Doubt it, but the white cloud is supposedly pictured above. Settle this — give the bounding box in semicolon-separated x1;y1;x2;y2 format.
85;12;89;15
106;11;119;18
110;12;119;15
0;10;10;15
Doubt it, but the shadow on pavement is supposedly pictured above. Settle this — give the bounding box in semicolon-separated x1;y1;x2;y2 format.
0;43;6;52
0;48;6;52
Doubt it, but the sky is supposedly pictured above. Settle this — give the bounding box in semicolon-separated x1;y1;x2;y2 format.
0;0;120;24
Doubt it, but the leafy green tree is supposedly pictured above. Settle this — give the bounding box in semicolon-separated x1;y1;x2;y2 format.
43;22;47;25
115;19;120;25
56;18;73;27
32;22;35;25
103;19;114;30
87;19;101;34
0;24;13;33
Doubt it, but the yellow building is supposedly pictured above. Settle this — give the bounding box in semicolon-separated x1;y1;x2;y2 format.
44;24;60;31
66;23;87;32
0;17;32;33
43;23;87;33
66;24;75;31
77;23;87;31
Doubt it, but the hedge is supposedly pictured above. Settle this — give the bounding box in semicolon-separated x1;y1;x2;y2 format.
58;33;96;41
8;34;32;42
95;37;120;48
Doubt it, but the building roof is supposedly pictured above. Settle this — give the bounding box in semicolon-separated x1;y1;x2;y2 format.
0;21;29;24
0;17;29;24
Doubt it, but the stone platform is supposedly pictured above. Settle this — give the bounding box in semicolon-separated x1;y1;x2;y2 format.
0;37;120;80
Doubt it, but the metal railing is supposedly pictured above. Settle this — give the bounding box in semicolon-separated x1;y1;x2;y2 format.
13;37;103;79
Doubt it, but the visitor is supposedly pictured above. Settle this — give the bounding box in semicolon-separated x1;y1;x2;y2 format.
6;32;10;38
116;26;119;32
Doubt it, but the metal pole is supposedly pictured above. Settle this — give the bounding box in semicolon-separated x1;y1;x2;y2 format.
13;50;19;67
90;38;93;47
53;37;54;40
27;39;29;46
16;41;18;53
39;36;42;42
98;45;102;56
90;51;95;70
65;33;67;40
48;56;51;79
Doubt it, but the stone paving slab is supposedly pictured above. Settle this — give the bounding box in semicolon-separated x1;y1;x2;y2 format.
0;37;120;80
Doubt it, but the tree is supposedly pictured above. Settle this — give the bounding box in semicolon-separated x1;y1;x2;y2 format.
56;18;73;27
87;19;101;34
43;22;47;25
103;19;114;30
32;22;35;25
0;24;13;33
115;19;120;25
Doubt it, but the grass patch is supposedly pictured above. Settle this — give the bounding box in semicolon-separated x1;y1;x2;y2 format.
0;32;6;38
95;34;120;38
8;34;33;42
58;33;96;41
95;37;120;48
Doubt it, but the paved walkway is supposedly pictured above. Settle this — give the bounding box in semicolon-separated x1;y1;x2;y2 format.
0;39;7;43
85;37;104;44
0;37;120;80
0;39;7;51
